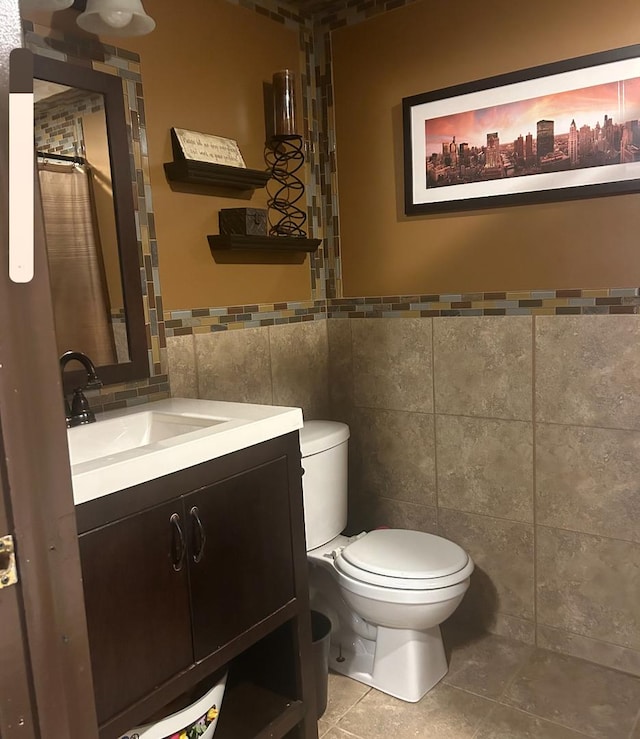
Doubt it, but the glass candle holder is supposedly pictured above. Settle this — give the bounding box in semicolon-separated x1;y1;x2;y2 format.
272;70;297;136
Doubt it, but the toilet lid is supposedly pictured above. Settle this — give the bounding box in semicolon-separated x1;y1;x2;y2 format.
334;530;472;590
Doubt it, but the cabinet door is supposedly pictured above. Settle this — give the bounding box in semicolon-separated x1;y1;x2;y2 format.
79;499;192;724
187;457;296;661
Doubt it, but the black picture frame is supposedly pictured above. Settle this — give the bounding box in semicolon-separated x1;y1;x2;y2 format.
403;45;640;215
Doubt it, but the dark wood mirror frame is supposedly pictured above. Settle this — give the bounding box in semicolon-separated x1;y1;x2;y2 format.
33;54;149;394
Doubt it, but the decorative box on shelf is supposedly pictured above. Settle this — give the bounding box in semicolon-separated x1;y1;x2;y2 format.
219;208;268;236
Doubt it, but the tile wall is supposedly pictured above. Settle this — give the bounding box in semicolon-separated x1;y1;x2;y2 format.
325;314;640;676
34;87;104;158
167;319;329;420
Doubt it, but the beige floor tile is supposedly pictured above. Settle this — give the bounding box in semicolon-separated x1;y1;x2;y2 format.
501;649;640;738
486;613;536;645
442;631;533;699
322;727;363;738
321;672;370;726
475;704;592;738
336;683;493;739
631;715;640;739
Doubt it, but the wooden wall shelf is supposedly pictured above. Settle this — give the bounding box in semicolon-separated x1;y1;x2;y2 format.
164;159;271;190
208;234;322;253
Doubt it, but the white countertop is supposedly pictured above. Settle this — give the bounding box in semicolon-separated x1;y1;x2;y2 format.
68;398;304;506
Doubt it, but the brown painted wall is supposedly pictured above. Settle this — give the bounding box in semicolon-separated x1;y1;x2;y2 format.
26;0;310;310
119;0;310;310
332;0;640;297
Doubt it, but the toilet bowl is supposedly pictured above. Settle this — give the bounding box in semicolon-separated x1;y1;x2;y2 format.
300;421;473;702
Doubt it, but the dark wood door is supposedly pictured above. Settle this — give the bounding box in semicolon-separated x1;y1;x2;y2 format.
0;4;98;735
187;457;296;661
79;500;192;724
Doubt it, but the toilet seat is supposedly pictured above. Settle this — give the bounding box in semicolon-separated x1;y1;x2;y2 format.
334;530;473;590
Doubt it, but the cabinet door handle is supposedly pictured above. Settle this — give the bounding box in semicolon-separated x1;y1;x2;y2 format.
190;506;206;564
170;513;186;572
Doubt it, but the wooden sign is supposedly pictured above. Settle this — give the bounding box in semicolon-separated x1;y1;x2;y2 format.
171;127;246;168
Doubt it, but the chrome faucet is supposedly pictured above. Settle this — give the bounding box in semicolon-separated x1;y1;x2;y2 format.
59;351;103;428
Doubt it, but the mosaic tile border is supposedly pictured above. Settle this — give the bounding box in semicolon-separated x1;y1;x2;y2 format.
24;21;168;410
163;300;327;335
165;288;640;335
225;0;328;301
85;374;171;415
327;289;640;317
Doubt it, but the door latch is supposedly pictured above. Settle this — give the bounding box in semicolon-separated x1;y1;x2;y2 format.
0;535;18;589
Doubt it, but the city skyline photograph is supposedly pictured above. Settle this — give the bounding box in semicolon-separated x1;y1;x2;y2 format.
404;48;640;214
424;77;640;156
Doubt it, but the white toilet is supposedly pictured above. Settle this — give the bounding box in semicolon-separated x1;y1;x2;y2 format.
300;420;474;703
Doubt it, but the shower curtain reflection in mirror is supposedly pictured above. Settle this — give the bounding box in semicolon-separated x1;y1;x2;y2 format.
38;161;118;366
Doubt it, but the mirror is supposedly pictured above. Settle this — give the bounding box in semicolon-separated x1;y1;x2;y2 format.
33;55;148;391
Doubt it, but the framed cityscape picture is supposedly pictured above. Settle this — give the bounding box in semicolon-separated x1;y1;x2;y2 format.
403;45;640;215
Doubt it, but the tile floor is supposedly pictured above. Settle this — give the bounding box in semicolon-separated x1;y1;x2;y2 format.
317;628;640;739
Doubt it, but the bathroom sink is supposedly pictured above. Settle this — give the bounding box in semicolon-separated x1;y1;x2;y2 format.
67;398;303;506
67;411;227;466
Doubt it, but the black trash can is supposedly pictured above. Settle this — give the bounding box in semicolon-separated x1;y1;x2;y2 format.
310;610;332;719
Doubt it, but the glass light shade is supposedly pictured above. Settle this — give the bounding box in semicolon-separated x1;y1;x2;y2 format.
19;0;74;9
76;0;155;36
99;10;133;28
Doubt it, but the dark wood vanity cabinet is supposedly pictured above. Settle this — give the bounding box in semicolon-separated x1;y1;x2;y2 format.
78;499;193;722
187;456;295;660
75;431;317;739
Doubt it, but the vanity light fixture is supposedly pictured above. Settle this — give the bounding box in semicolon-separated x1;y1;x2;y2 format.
76;0;155;36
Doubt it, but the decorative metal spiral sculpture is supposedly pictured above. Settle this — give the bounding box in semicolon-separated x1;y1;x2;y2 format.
265;134;306;238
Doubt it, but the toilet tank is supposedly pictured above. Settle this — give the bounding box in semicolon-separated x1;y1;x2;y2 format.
299;421;350;551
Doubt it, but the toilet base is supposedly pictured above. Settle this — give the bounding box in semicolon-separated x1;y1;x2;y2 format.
329;624;448;703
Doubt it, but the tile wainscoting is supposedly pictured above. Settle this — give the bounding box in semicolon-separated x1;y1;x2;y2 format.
167;318;329;419
166;313;640;677
325;313;640;675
